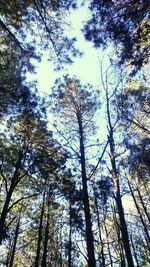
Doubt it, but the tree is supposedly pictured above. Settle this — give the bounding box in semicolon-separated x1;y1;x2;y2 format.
34;187;46;267
0;0;78;68
98;63;150;265
51;76;100;266
8;210;21;267
84;0;150;74
119;83;150;134
0;110;65;245
0;0;79;119
58;170;75;267
93;176;113;266
0;38;38;118
100;65;135;266
0;31;45;120
116;82;150;263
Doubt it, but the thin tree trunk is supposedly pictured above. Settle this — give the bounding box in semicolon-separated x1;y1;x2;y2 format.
94;195;105;267
130;235;140;267
104;222;113;267
59;216;63;267
113;205;125;267
78;113;96;267
9;217;20;267
0;186;14;244
0;153;22;244
127;179;150;243
109;137;134;266
68;196;72;267
6;239;12;267
41;216;49;267
41;189;50;267
105;85;134;267
136;187;150;224
34;188;46;267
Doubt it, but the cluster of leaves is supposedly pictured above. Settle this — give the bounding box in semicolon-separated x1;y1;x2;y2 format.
84;0;150;74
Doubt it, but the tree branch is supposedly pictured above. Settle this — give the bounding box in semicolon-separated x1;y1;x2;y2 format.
8;193;39;212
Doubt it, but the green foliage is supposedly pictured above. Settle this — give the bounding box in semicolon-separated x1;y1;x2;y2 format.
0;0;79;67
0;0;79;119
0;110;66;249
0;2;149;266
84;0;150;74
51;75;100;142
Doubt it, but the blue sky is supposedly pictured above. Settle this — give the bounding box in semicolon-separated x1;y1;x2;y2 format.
26;3;113;145
27;4;111;94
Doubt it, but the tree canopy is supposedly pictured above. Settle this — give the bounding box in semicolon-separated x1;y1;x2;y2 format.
84;0;150;74
0;1;149;266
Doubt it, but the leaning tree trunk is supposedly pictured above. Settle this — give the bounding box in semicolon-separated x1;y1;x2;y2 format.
105;86;134;267
0;183;15;244
108;131;134;267
136;187;150;224
0;153;22;244
127;178;150;244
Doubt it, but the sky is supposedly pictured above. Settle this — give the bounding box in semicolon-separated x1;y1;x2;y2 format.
27;4;110;95
26;4;111;145
26;4;135;212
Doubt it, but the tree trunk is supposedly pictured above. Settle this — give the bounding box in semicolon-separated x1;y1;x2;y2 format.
9;217;20;267
136;187;150;224
130;235;140;267
78;113;96;267
41;190;50;267
6;239;12;267
68;197;72;267
113;204;125;267
127;179;150;243
109;134;134;266
41;217;49;267
105;85;134;266
59;216;63;267
34;189;46;267
0;153;22;244
94;195;105;267
0;186;14;244
104;222;113;267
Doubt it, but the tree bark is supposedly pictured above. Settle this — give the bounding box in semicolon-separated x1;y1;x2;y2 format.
105;85;134;266
127;179;150;243
0;185;14;244
41;217;49;267
104;222;113;267
113;204;125;267
78;113;96;267
9;217;20;267
136;187;150;224
0;152;22;244
94;195;105;267
34;189;46;267
130;235;140;267
68;195;72;267
109;133;134;266
41;189;50;267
